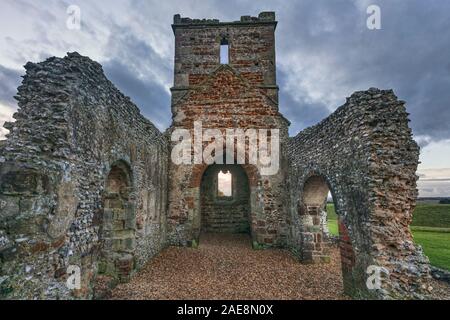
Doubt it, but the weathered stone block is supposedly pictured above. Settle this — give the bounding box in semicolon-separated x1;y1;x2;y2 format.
0;196;20;219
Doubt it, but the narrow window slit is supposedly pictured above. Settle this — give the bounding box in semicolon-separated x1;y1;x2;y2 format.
220;38;229;64
218;170;232;197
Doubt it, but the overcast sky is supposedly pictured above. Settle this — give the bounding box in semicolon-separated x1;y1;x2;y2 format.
0;0;449;197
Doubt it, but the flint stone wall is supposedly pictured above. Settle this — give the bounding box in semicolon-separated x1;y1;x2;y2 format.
0;52;168;299
286;88;432;299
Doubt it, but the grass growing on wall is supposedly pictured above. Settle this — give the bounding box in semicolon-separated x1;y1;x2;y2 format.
326;203;450;271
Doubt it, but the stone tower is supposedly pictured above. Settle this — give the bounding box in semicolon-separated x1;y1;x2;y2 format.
167;12;290;247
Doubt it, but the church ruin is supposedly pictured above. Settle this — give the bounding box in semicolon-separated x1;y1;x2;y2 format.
0;12;432;299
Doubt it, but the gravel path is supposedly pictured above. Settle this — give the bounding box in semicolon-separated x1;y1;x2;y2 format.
110;233;349;300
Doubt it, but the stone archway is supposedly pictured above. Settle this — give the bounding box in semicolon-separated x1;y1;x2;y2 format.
183;162;262;244
200;164;251;234
98;161;136;281
298;174;356;295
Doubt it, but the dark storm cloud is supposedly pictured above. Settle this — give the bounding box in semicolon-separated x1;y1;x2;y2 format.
1;0;450;141
271;0;450;139
0;65;22;106
103;59;171;130
278;70;330;135
101;23;172;130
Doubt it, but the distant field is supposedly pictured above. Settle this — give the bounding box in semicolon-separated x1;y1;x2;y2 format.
326;203;450;271
412;204;450;228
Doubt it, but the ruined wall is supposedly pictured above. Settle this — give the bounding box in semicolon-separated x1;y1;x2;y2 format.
286;88;432;299
0;52;168;299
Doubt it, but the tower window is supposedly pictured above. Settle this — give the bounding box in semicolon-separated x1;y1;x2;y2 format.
220;38;229;64
218;170;232;197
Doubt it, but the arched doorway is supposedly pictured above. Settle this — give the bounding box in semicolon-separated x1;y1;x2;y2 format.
98;161;136;281
200;164;251;234
299;174;356;295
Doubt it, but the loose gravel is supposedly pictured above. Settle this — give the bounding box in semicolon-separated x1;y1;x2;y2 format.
110;233;349;300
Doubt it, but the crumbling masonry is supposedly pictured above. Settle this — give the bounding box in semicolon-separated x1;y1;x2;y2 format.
0;12;432;299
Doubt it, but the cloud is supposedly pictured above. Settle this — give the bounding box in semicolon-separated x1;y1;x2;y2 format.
0;64;22;106
1;0;450;195
0;64;22;139
417;168;450;181
103;59;171;130
417;180;450;198
417;167;450;197
0;103;16;140
418;139;450;169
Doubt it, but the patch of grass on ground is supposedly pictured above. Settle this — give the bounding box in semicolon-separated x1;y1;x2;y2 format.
412;229;450;271
325;203;450;271
327;220;339;236
410;226;450;233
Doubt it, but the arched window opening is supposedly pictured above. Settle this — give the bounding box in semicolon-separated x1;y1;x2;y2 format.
220;38;229;64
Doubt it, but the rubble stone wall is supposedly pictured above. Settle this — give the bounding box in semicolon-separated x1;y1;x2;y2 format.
0;52;168;299
286;88;431;299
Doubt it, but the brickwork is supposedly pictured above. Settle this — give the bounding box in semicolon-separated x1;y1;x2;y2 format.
167;14;289;247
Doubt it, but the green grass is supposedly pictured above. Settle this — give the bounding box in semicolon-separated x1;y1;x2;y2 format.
411;230;450;271
325;203;450;271
411;204;450;228
327;220;339;236
410;226;450;233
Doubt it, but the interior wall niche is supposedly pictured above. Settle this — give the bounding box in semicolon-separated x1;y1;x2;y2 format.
99;161;136;281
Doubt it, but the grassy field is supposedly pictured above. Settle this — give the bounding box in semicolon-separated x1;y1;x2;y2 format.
326;203;450;271
326;204;339;236
412;204;450;228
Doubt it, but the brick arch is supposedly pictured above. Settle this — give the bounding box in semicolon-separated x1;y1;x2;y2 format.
297;171;356;296
200;164;251;234
187;162;262;242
